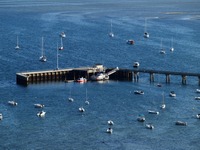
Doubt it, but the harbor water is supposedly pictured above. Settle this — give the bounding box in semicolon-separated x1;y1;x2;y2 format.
0;0;200;149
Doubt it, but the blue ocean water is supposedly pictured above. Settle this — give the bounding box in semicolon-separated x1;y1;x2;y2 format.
0;0;200;149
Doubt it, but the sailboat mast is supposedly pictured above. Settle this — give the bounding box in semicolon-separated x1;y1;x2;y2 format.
56;42;59;70
41;37;44;56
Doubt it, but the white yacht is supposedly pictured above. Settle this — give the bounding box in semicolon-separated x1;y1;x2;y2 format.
196;114;200;119
109;19;114;37
8;101;18;106
79;107;85;112
0;113;3;120
137;114;145;122
34;104;45;108
108;120;114;125
106;127;113;134
169;91;176;97
146;123;154;129
134;90;144;95
196;89;200;93
68;97;74;102
37;111;46;117
144;18;150;38
175;121;187;126
148;110;159;115
15;36;20;49
133;62;140;68
60;32;66;38
170;37;174;52
39;37;47;62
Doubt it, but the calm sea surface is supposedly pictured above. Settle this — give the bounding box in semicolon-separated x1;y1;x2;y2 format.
0;0;200;149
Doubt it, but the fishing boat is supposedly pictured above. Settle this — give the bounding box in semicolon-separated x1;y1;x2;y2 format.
37;111;46;117
175;121;187;126
106;127;113;134
170;37;174;51
15;36;20;49
146;123;154;129
58;37;64;50
8;100;18;106
39;37;47;62
109;19;114;37
137;114;145;122
60;32;66;38
34;104;45;108
144;18;149;38
133;62;140;68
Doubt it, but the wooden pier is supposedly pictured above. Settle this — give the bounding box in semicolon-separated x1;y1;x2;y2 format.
16;66;200;86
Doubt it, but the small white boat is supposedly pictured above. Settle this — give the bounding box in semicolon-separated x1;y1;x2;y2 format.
37;111;46;117
144;18;149;38
60;32;66;38
79;107;85;112
146;123;154;129
85;100;89;105
160;50;166;54
137;114;145;122
0;113;3;120
196;89;200;93
34;104;45;108
148;110;159;115
196;114;200;119
127;39;134;45
8;101;18;106
68;97;74;102
195;97;200;100
160;39;166;54
134;90;144;95
106;127;113;134
108;120;114;125
157;83;162;87
76;77;87;83
175;121;187;126
169;91;176;97
160;93;166;109
133;62;140;68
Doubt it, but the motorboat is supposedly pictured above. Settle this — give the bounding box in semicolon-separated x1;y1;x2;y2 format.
196;114;200;119
175;121;187;126
195;97;200;100
106;127;113;134
137;114;145;122
144;32;150;38
160;50;166;54
108;120;114;125
79;107;85;112
8;101;18;106
160;104;166;109
68;97;74;102
60;32;66;38
169;91;176;97
196;89;200;93
146;123;154;129
126;39;134;45
34;104;45;108
91;72;109;81
76;77;87;83
148;110;159;115
133;62;140;68
0;113;3;120
85;100;89;105
37;111;46;117
134;90;144;95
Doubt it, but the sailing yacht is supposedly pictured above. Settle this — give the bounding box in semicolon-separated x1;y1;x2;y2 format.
59;37;64;50
144;18;149;38
109;19;114;37
39;37;47;62
85;88;89;105
170;37;174;52
68;88;74;102
15;36;20;49
160;39;166;54
160;93;166;109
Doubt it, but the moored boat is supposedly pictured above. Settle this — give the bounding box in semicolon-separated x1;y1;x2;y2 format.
146;123;154;129
175;121;187;126
8;101;18;106
106;127;113;134
137;114;145;122
169;91;176;97
0;113;3;120
134;90;144;95
133;62;140;68
126;39;134;45
34;103;45;108
79;107;85;112
148;110;159;115
76;77;87;83
37;111;46;117
108;120;114;125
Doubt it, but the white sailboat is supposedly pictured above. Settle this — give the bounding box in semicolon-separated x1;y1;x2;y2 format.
85;88;89;105
15;36;20;49
144;18;149;38
109;19;114;37
56;43;59;70
160;93;166;109
68;88;74;102
160;39;166;54
170;37;174;52
39;37;47;62
59;37;64;50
